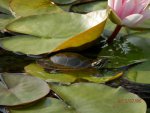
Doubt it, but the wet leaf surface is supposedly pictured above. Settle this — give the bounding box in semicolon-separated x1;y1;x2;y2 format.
126;61;150;84
25;63;123;84
98;34;150;68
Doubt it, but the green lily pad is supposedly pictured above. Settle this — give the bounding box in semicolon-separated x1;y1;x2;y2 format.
0;73;50;106
10;83;146;113
25;63;123;84
51;83;146;113
0;0;11;14
52;0;77;5
0;35;66;55
1;10;107;55
126;61;150;84
10;97;74;113
71;1;107;13
0;14;14;30
10;0;62;17
25;63;77;84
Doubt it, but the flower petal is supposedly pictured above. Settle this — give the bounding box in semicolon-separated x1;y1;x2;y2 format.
108;0;115;8
135;0;150;13
143;6;150;19
113;0;122;13
120;0;135;19
122;14;143;27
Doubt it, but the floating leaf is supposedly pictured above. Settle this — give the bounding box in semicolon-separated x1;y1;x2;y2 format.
52;0;77;5
0;35;66;55
0;73;50;106
10;83;146;113
1;10;107;55
51;83;146;113
0;0;11;14
0;14;14;30
71;1;107;13
25;63;123;84
25;63;77;84
126;61;150;84
10;97;73;113
10;0;62;17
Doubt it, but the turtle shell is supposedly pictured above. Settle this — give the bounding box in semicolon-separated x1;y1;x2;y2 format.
37;52;92;70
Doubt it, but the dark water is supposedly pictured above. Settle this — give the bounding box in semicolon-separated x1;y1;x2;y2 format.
0;49;35;73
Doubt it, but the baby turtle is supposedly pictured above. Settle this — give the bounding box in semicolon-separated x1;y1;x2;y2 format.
37;52;108;71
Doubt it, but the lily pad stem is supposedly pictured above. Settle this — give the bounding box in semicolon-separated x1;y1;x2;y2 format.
107;25;122;44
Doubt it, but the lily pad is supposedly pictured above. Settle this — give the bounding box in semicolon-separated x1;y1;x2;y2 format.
52;0;77;5
71;1;107;13
10;0;62;17
25;63;123;84
10;97;74;113
0;14;14;30
10;83;146;113
0;10;107;55
126;61;150;84
0;0;11;14
0;73;50;106
51;83;146;113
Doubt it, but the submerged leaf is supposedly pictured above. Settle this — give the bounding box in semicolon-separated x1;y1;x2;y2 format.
126;61;150;84
98;35;150;68
0;73;50;106
0;14;14;30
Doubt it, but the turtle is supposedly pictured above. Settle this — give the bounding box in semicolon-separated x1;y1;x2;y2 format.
37;52;109;71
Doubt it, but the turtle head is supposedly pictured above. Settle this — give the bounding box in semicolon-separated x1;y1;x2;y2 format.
91;58;109;69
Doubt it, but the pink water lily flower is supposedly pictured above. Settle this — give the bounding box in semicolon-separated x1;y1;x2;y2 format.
108;0;150;28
